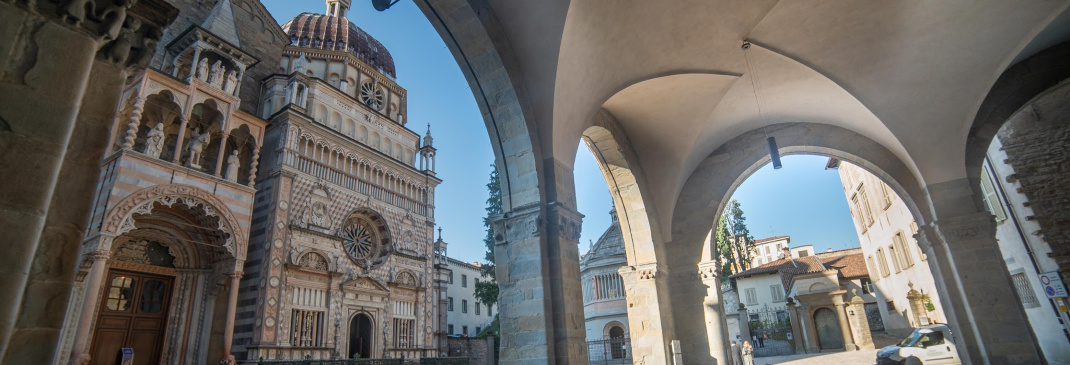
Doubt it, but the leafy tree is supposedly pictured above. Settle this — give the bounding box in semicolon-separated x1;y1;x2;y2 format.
714;200;756;277
474;164;502;308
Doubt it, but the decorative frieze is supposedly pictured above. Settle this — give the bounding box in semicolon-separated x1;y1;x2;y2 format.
548;202;583;242
491;205;542;245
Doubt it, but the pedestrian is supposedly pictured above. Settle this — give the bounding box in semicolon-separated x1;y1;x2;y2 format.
731;340;743;365
742;340;755;365
759;333;767;348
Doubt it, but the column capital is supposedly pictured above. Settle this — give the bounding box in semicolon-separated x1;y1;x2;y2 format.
547;201;583;242
619;263;665;282
697;261;720;283
490;204;542;246
933;212;997;243
229;271;244;280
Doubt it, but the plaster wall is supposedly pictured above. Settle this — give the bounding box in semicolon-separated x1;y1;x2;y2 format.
444;258;493;336
837;162;945;337
735;273;788;312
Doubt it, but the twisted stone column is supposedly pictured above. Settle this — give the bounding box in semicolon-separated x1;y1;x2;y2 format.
121;96;146;150
69;243;113;365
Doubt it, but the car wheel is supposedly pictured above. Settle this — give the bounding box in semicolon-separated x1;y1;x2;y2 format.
902;356;923;365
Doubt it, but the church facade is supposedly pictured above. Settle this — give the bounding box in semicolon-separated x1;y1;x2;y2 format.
50;0;443;363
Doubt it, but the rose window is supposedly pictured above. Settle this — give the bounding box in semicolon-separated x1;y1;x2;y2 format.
359;82;385;111
342;221;379;261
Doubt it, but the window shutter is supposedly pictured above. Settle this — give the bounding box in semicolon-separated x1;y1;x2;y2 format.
980;168;1007;221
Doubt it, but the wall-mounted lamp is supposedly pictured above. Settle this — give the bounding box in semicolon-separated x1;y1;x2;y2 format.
767;137;782;169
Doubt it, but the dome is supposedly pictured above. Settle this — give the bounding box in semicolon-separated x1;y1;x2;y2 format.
282;12;396;78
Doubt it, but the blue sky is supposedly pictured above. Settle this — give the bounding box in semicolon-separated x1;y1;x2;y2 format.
259;1;860;262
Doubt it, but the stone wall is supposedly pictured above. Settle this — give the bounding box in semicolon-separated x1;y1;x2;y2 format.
445;336;496;365
996;81;1070;277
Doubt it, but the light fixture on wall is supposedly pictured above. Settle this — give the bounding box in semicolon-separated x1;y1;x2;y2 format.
742;40;783;169
372;0;400;11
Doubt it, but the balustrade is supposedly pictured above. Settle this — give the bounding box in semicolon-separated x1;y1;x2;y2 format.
283;149;432;216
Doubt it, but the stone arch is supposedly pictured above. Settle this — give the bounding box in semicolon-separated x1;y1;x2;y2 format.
393;270;418;287
582;109;665;267
297;251;330;271
100;184;248;260
964;40;1070;212
602;321;627;339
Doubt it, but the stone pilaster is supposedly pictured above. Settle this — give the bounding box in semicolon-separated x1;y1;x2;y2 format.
846;291;873;350
697;261;730;364
919;212;1043;364
492;203;587;365
904;283;928;327
619;263;675;364
736;304;751;348
831;295;855;351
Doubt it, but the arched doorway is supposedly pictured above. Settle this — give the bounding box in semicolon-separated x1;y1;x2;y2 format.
349;313;374;359
813;308;843;350
608;326;626;359
91;270;173;365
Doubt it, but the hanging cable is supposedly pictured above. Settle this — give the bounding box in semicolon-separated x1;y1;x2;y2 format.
742;40;783;169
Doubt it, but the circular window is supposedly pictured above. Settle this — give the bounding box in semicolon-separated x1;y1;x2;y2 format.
359;82;385;111
342;218;380;261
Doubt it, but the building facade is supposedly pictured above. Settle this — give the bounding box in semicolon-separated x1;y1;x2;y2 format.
233;0;443;360
579;210;630;361
52;0;281;364
443;258;494;337
831;159;946;337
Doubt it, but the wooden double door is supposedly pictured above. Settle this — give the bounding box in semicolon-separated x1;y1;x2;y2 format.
91;269;173;365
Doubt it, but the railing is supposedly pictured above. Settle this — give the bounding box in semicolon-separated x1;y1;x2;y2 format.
419;357;470;365
255;359;402;365
586;338;631;365
283;150;431;216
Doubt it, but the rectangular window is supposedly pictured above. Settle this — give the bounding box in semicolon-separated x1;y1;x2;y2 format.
886;300;895;311
476;326;481;334
290;309;325;347
448;324;454;335
861;278;875;294
980;166;1008;221
894;232;914;268
745;288;758;305
462;299;468;313
462;326;468;336
798;251;809;257
475;301;481;315
889;245;902;273
876;248;890;277
1011;272;1041;308
449;272;454;284
448;297;454;311
850;194;867;231
880;182;893;209
858;184;875;226
770;285;785;302
462;274;468;288
393;318;416;348
488;303;493;316
749;313;759;322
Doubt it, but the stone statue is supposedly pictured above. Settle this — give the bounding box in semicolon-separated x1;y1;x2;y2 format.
144;123;165;158
294;53;308;74
225;149;240;182
219;354;236;365
197;57;210;81
209;61;224;88
224;70;239;95
186;128;211;169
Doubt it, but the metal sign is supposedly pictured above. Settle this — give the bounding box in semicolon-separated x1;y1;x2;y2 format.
1040;272;1067;298
120;348;134;365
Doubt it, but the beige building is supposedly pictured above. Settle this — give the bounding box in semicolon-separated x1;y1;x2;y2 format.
830;159;946;337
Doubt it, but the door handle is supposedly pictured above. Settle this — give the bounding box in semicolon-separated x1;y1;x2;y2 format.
946;346;950;351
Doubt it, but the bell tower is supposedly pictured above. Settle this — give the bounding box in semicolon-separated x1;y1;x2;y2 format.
326;0;351;17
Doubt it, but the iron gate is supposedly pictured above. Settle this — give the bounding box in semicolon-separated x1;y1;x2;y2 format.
747;307;796;357
864;302;885;331
587;337;631;364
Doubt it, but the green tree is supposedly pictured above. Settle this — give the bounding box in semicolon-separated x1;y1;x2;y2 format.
474;164;501;308
714;200;756;277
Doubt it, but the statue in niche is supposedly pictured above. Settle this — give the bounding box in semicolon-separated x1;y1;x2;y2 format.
186;127;211;169
197;57;210;81
144;123;165;158
209;61;225;88
224;70;239;95
225;149;240;182
293;53;308;74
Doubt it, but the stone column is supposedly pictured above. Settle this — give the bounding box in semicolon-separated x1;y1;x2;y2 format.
490;202;586;365
904;283;928;327
698;261;731;363
846;291;873;350
248;144;261;187
918;211;1042;363
68;245;112;364
831;296;855;351
222;270;243;360
120;96;146;150
619;264;675;364
172;115;189;164
737;305;751;347
785;299;805;353
214;132;229;176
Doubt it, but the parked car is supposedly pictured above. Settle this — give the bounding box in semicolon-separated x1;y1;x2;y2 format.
876;325;961;365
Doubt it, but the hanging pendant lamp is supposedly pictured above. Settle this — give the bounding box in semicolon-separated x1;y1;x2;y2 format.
742;40;782;169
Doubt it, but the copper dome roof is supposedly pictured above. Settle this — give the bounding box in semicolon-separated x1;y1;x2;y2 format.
282;12;396;78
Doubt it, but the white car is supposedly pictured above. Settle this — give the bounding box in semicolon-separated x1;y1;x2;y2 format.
875;325;961;365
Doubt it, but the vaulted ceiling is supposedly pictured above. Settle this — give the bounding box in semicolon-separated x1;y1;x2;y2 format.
481;0;1070;232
